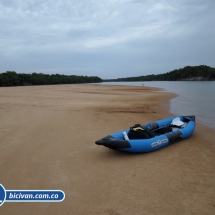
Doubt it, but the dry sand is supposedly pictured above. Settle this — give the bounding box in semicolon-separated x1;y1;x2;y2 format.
0;84;215;215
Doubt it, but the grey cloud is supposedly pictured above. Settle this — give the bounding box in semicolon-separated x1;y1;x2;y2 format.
0;0;214;79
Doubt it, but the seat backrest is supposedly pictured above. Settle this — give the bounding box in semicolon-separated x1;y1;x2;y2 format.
127;124;157;139
172;117;184;126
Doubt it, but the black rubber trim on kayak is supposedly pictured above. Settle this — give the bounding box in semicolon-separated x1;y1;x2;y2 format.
95;135;131;148
166;131;183;144
182;115;195;123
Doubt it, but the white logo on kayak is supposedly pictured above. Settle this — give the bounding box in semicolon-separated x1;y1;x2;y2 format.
151;139;168;147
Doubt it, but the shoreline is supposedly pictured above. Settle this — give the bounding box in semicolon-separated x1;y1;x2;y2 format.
99;81;215;129
0;84;214;214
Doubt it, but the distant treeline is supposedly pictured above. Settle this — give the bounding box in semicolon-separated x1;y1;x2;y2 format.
0;71;102;87
104;65;215;82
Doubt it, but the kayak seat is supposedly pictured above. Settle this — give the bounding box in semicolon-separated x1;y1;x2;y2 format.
128;124;157;139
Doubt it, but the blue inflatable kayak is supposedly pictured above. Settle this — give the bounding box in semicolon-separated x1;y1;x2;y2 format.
95;115;196;153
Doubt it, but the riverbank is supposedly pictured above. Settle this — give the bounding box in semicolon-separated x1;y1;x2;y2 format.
100;81;215;129
0;84;214;214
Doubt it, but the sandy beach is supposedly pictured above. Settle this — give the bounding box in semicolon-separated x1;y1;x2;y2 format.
0;84;215;215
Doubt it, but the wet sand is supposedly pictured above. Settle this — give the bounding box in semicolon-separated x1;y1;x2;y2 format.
0;84;215;215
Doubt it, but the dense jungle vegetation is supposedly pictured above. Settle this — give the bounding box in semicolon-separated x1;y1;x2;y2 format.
104;65;215;82
0;71;102;87
1;65;214;87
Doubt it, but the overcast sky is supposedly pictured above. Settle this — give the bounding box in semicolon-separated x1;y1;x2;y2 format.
0;0;214;79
